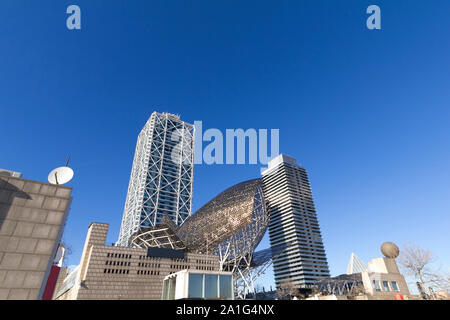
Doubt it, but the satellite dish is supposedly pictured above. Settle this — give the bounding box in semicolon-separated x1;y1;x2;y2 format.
48;166;74;185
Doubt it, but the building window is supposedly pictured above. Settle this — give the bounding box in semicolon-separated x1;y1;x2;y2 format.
219;275;233;299
205;274;218;299
168;277;176;300
391;281;399;292
188;273;203;298
382;281;390;291
373;280;381;292
162;279;169;300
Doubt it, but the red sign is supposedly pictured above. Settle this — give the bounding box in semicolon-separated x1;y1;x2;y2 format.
394;293;404;300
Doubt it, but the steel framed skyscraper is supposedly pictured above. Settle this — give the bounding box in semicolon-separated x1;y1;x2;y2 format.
261;154;330;288
117;112;195;247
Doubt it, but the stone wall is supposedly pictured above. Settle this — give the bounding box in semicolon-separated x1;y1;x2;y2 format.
0;176;72;300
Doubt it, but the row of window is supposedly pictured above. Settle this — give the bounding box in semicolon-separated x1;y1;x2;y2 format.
170;264;190;270
103;269;163;276
104;269;130;274
138;262;161;268
373;280;400;292
105;260;131;267
196;266;215;271
195;259;214;265
137;270;160;276
139;255;162;261
106;253;132;259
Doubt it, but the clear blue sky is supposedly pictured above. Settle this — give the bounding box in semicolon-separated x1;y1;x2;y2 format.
1;1;450;291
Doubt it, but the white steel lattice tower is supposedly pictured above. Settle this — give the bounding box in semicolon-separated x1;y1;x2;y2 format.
117;112;195;247
261;154;330;288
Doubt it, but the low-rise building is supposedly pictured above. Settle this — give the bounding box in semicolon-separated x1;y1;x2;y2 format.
360;256;410;299
55;223;220;300
313;242;411;300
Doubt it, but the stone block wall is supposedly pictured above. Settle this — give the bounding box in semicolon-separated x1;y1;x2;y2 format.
0;176;72;300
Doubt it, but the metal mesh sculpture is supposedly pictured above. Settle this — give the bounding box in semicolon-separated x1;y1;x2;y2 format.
178;179;269;298
178;179;266;252
129;224;186;249
128;179;270;298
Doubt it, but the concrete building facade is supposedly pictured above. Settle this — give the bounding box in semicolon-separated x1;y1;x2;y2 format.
56;223;220;300
261;154;330;288
0;175;72;300
360;256;410;299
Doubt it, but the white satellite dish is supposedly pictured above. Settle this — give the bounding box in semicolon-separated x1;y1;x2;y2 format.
48;166;74;185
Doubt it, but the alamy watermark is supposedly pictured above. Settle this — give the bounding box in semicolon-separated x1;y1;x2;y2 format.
66;5;381;31
366;5;381;30
171;121;279;169
66;5;81;30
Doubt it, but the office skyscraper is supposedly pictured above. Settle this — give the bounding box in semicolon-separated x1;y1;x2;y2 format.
261;154;330;288
117;112;195;247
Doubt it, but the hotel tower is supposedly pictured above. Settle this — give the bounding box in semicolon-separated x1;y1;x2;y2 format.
117;112;195;247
